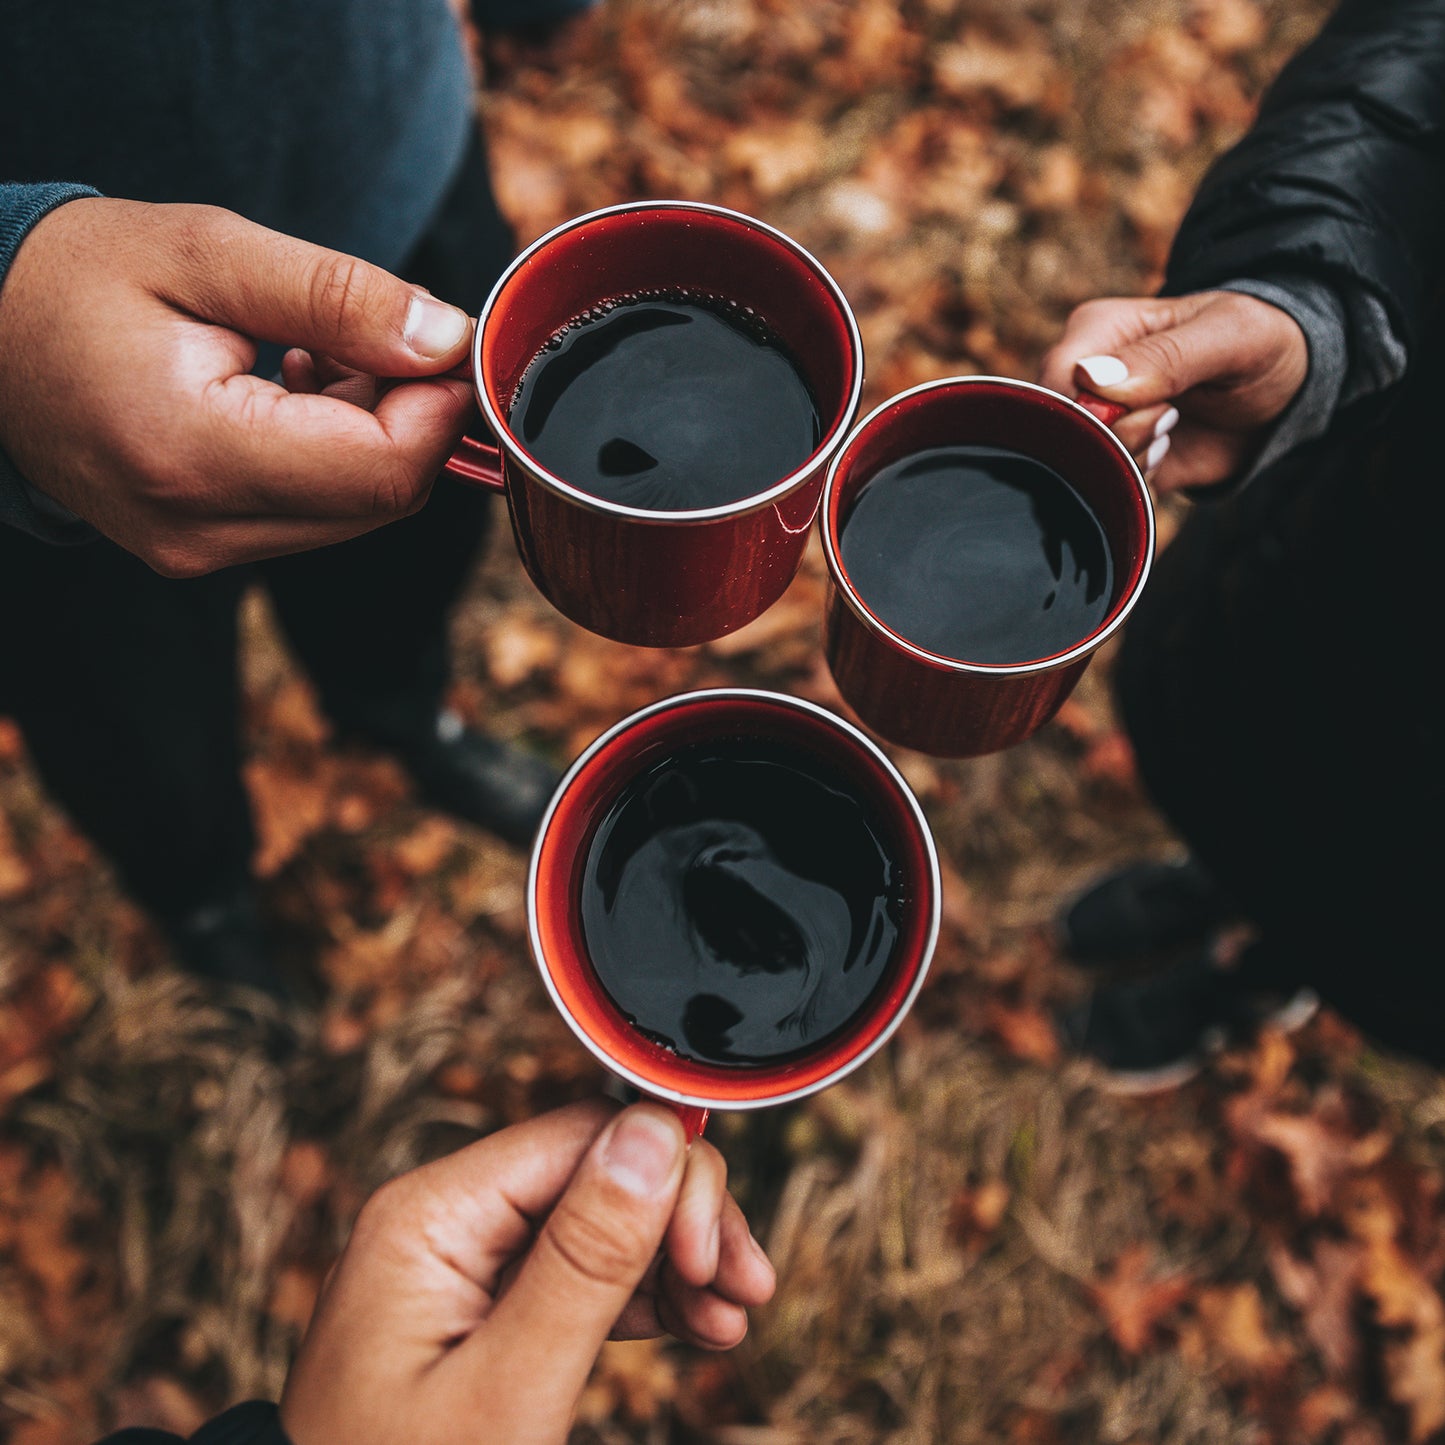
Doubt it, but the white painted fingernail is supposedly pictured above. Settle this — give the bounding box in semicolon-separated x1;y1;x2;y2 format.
1145;435;1170;472
1077;355;1129;388
1153;406;1180;439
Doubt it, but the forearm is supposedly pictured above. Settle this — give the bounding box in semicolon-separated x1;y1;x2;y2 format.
1214;273;1407;486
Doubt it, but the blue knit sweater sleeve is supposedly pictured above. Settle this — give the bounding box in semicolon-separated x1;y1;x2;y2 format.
0;181;102;543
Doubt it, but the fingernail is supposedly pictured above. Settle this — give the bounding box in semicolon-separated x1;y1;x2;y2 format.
1077;354;1129;389
602;1109;683;1197
1153;406;1180;439
404;295;469;358
748;1231;771;1268
1146;435;1170;472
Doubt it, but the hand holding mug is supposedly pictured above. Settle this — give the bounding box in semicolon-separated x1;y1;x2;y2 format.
0;197;475;575
280;1100;775;1445
1037;290;1308;492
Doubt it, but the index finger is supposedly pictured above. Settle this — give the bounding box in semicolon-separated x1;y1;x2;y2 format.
1037;296;1192;396
188;370;475;522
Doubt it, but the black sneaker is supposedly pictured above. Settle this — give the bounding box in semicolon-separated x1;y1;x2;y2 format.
1057;856;1235;965
160;886;294;1004
1058;949;1321;1095
397;711;562;849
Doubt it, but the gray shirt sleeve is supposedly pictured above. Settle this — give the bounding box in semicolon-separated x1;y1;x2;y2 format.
1216;273;1408;488
0;182;102;544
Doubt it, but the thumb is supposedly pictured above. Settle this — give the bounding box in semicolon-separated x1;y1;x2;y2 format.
158;204;472;376
479;1104;687;1400
1072;301;1248;411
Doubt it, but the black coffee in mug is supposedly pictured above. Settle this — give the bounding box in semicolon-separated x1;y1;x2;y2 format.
508;290;821;511
579;736;905;1066
839;444;1113;664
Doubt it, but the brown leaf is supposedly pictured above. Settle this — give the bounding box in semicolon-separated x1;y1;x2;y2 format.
1380;1320;1445;1444
0;1056;53;1108
948;1180;1011;1252
576;1338;677;1426
981;1000;1061;1066
1268;1238;1363;1377
1192;1282;1291;1379
391;817;461;878
1086;1243;1191;1355
268;1265;322;1333
1190;0;1268;56
723;120;826;199
485;615;562;690
1292;1384;1357;1441
1355;1217;1445;1440
931;34;1068;117
0;716;25;765
1230;1100;1391;1218
1080;730;1138;789
1020;146;1085;214
12;1166;93;1303
280;1141;333;1211
244;757;335;877
111;1377;211;1437
0;814;33;900
262;679;329;747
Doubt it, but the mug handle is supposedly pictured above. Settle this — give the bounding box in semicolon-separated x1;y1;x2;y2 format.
609;1078;711;1140
444;435;507;491
673;1103;711;1139
1075;389;1129;426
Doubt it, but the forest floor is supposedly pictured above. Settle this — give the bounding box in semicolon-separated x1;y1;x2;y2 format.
12;2;1445;1443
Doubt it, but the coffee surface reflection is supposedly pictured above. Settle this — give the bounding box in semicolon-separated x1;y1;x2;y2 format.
580;738;903;1065
509;291;821;511
839;443;1113;664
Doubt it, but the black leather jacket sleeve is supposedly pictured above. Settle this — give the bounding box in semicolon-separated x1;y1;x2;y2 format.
1163;0;1445;362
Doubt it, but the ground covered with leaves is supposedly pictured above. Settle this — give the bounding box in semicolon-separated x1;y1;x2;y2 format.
10;2;1445;1442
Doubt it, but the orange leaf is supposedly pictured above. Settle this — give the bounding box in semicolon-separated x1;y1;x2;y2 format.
1267;1238;1363;1378
485;616;562;690
268;1265;322;1333
981;999;1060;1066
391;817;461;878
1086;1243;1191;1355
244;757;334;877
1193;1282;1291;1378
0;716;25;765
1234;1106;1390;1218
0;811;33;901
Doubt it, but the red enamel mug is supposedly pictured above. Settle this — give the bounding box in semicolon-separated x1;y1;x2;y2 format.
443;201;864;649
821;376;1155;758
527;689;941;1136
